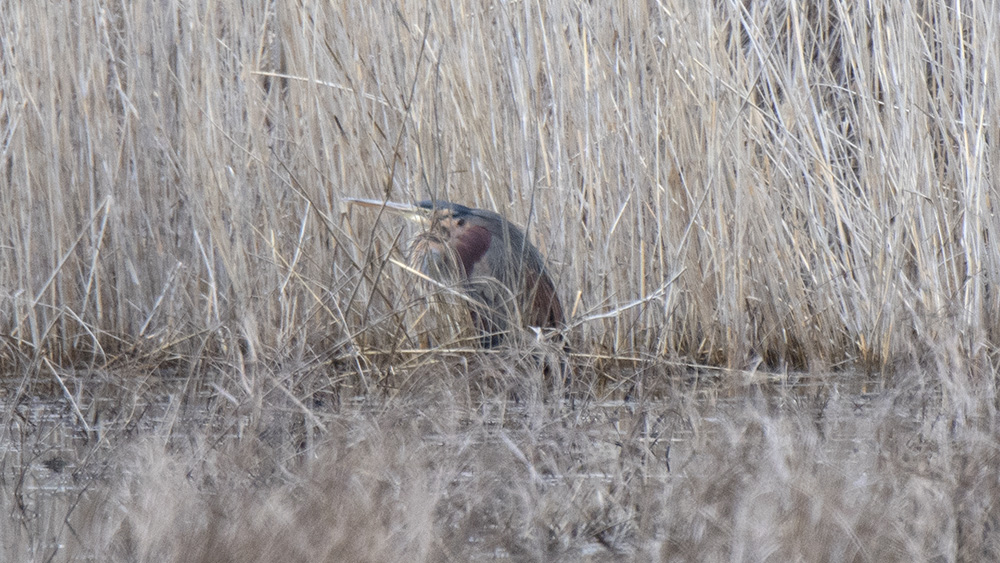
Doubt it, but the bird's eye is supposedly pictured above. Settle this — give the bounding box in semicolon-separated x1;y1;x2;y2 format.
457;218;466;227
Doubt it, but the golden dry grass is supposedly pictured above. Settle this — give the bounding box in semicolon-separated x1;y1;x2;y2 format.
2;0;1000;561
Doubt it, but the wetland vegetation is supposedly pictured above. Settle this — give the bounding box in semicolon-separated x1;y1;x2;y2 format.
2;1;999;560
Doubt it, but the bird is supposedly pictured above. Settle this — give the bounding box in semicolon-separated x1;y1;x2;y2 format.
345;198;564;347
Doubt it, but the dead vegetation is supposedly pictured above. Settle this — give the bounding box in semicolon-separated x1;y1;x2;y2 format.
2;0;1000;560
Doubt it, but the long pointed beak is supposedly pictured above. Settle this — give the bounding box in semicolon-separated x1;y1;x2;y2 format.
342;198;431;225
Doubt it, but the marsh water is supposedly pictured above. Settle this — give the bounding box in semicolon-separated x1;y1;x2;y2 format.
1;367;956;561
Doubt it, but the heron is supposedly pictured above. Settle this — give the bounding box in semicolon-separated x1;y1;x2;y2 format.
345;198;564;347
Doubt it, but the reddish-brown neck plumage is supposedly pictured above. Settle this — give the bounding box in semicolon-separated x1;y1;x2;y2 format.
453;225;491;275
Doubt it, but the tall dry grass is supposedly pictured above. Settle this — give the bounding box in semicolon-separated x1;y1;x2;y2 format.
2;0;997;373
2;0;1000;561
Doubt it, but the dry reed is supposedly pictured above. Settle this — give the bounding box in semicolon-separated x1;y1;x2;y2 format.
2;0;999;560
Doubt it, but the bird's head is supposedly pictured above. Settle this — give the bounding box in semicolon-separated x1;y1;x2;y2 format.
344;198;494;277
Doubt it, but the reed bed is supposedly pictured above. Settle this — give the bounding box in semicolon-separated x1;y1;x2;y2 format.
1;0;999;560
